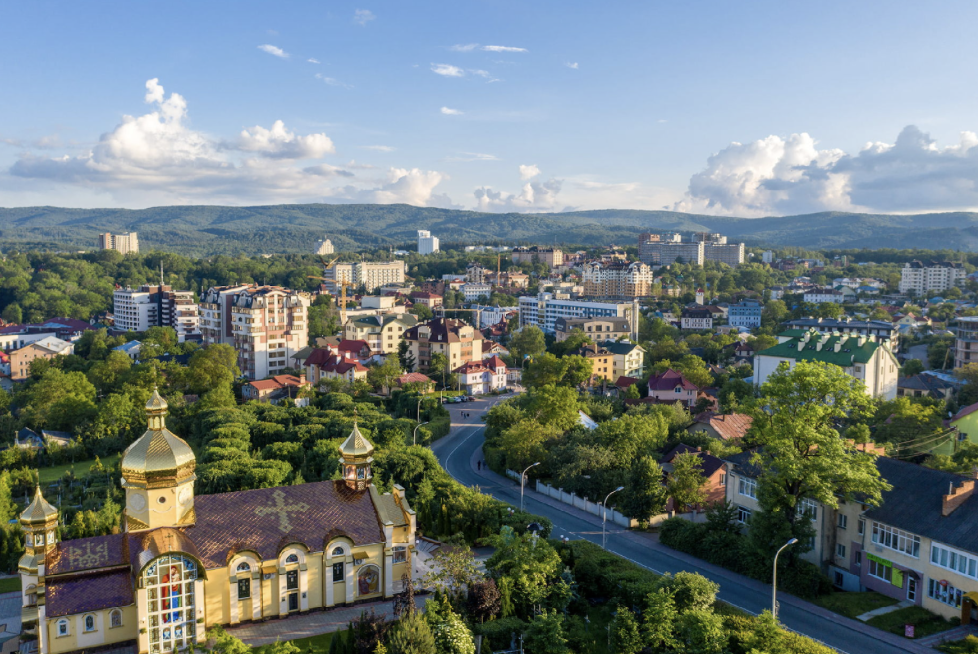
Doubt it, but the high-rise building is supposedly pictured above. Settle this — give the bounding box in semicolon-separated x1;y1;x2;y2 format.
899;260;965;295
581;261;655;300
953;316;978;369
97;232;139;254
511;247;564;268
519;292;638;337
638;232;745;266
762;251;774;264
314;237;335;256
199;285;310;379
113;284;200;341
320;261;407;293
418;230;440;255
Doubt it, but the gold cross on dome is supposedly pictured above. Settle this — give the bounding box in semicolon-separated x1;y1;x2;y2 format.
255;490;310;533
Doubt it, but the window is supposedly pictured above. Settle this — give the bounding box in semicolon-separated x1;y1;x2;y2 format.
286;570;299;591
84;615;96;632
928;578;963;608
837;544;847;558
855;551;862;566
738;477;757;499
834;571;844;587
799;498;818;521
736;506;751;524
719;473;726;487
110;610;123;629
332;546;345;557
144;555;198;654
285;553;299;564
333;562;345;582
838;514;848;529
236;562;251;573
857;519;865;535
394;546;407;564
237;577;251;600
872;522;920;557
57;620;69;637
868;558;893;583
930;543;978;579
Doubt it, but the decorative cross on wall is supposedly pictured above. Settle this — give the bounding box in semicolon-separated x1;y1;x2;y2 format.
255;490;310;533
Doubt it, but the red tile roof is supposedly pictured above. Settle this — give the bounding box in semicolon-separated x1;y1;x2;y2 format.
692;412;753;440
337;339;371;354
615;376;639;388
396;372;433;385
484;355;507;370
46;568;134;617
247;375;308;392
648;369;698;392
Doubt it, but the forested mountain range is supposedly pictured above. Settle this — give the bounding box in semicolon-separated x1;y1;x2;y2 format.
2;203;978;255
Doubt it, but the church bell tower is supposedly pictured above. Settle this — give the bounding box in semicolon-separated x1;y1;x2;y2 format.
339;421;374;491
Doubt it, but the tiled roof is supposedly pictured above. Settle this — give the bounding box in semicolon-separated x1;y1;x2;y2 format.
337;339;370;353
615;376;639;388
952;401;978;422
396;372;432;385
692;412;753;440
484;355;506;369
661;444;724;478
602;341;642;355
46;569;134;617
758;329;886;366
247;375;308;392
47;533;128;575
648;369;698;391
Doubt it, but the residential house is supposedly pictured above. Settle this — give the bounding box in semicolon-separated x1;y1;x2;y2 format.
403;318;484;372
942;402;978;457
394;372;435;393
482;340;510;359
803;287;847;304
727;299;763;329
897;374;957;402
112;340;142;360
570;343;615;383
409;291;443;310
301;348;369;386
343;313;417;355
753;329;899;400
680;309;713;331
688;412;753;442
453;356;507;395
602;341;645;380
554;317;631;342
10;336;74;381
660;444;727;513
242;375;311;403
647;369;699;408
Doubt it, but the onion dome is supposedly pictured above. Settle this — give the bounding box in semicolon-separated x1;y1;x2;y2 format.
20;485;58;526
339;421;374;462
121;389;196;489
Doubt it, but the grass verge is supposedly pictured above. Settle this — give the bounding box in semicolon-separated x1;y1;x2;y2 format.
36;454;121;484
813;591;898;619
866;605;953;639
0;577;20;593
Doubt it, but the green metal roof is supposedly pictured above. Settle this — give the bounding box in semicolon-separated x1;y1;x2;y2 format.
758;330;882;366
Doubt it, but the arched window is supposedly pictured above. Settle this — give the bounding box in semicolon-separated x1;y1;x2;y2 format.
331;546;345;556
144;555;198;654
236;562;251;573
285;553;299;564
84;615;96;632
57;619;69;637
110;610;123;628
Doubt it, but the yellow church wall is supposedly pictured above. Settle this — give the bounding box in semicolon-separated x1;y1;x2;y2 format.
305;556;324;608
202;568;230;627
47;605;138;654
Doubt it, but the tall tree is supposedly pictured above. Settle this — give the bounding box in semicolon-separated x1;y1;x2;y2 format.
667;452;708;512
509;326;546;362
621;456;669;520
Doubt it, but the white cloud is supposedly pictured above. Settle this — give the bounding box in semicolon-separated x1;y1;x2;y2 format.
236;120;335;159
362;145;395;152
482;45;527;53
474;166;563;212
354;9;375;26
470;69;491;78
307;58;320;64
431;63;464;77
675;125;978;216
258;44;289;59
314;73;351;88
565;62;579;69
519;164;540;180
449;44;479;52
341;167;457;208
448;152;498;162
440;107;463;115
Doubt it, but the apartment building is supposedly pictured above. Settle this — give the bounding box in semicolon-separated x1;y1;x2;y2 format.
97;231;139;254
113;284;199;340
199;285;310;380
403;318;484;372
784;318;900;353
10;336;74;381
581;261;655;300
603;341;645;380
569;343;615;383
343;313;417;355
554;317;631;342
899;260;965;295
954;316;978;369
727;299;763;329
638;233;704;266
695;232;746;266
461;283;493;302
680;308;713;331
511;246;564;268
753;329;899;399
418;230;440;255
518;292;636;334
314;237;335;256
321;261;407;293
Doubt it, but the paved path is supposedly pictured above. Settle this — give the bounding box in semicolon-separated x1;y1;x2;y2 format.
856;599;913;622
430;398;938;654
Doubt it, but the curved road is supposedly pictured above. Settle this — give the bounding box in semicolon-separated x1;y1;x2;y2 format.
430;398;934;654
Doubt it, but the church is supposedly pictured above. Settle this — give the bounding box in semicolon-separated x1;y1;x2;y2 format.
18;390;417;654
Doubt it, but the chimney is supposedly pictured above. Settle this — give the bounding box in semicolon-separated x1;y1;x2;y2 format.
797;341;805;352
816;340;823;351
834;341;842;353
942;479;976;517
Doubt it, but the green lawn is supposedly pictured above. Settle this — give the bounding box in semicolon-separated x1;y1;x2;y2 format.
813;591;898;619
866;606;953;639
254;632;335;654
36;454;121;485
938;635;978;654
0;577;20;593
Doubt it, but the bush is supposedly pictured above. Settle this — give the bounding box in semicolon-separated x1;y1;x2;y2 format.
428;415;451;442
559;540;658;606
938;635;978;654
473;617;526;651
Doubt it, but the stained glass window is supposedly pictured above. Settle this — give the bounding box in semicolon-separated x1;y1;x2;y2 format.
144;555;197;653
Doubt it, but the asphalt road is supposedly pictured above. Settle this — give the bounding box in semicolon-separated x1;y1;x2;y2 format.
430;398;934;654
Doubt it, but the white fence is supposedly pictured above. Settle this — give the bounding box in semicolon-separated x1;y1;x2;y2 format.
504;469;638;528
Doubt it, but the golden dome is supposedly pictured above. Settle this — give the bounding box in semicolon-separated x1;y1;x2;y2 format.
121;389;196;489
339;422;374;462
21;485;58;525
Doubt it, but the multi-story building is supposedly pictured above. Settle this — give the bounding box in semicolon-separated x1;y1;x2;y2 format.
695;232;746;266
953;316;978;369
97;231;139;254
518;292;637;335
727;299;763;329
417;230;440;255
485;271;530;289
9;336;74;380
409;291;443;310
753;329;899;399
554;317;631;342
603;341;645;380
460;283;493;302
638;233;704;266
113;284;199;341
680;308;713;331
321;261;407;294
453;355;507;395
465;263;491;284
762;251;774;264
511;247;564;268
314;237;335;256
784;318;900;353
199;285;310;380
899;260;965;295
581;261;655;300
569;343;615;383
343;313;417;355
803;287;847;304
403;318;484;372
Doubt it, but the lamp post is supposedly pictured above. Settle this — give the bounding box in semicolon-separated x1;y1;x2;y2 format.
772;537;798;620
520;462;541;512
417;397;422;423
413;421;429;446
602;486;625;549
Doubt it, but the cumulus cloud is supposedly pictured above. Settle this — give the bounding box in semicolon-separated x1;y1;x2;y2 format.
258;44;289;59
482;45;527;53
474;166;563;213
565;62;579;69
676;125;978;216
7;78;458;208
362;145;395;152
307;58;320;64
440;107;463;115
431;63;464;77
314;73;351;88
236;120;335;159
354;9;375;26
519;164;540;180
448;152;498;162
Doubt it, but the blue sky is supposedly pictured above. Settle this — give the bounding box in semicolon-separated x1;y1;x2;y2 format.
2;1;978;215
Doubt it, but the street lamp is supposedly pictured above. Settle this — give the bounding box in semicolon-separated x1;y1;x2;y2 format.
602;486;625;549
772;537;798;620
413;421;429;446
520;462;541;512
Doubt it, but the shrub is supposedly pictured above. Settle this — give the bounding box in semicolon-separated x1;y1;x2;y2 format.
472;617;526;651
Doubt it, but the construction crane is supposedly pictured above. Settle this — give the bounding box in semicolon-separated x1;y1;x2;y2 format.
307;256;353;325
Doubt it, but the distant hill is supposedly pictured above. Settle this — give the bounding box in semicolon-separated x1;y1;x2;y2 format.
1;204;978;255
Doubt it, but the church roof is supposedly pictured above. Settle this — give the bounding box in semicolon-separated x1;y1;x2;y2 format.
46;568;134;618
121;391;196;489
20;485;58;525
47;533;128;575
340;423;374;459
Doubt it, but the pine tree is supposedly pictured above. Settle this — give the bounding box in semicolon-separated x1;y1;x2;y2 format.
611;607;641;654
387;612;436;654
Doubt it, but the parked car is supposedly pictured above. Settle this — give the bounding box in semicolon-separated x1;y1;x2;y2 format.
467;396;476;401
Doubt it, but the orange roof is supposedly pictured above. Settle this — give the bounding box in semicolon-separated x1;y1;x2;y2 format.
247;374;308;392
692;412;752;440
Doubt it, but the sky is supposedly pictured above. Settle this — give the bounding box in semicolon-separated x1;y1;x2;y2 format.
2;1;978;216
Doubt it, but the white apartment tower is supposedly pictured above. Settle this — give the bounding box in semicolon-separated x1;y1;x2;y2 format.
321;261;406;293
113;284;200;341
314;237;335;256
199;285;311;379
418;230;440;255
899;260;965;295
97;232;139;254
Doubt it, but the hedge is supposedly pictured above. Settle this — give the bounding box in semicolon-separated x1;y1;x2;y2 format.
472;617;527;651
